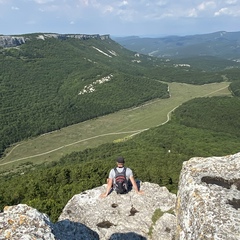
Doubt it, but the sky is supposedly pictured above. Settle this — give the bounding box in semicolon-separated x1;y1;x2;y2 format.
0;0;239;37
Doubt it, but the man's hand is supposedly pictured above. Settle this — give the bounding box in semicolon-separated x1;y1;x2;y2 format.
99;178;113;198
137;190;144;195
100;193;108;198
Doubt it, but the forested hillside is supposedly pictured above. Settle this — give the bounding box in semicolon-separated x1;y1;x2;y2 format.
1;36;170;157
0;34;230;158
173;96;240;135
0;95;239;222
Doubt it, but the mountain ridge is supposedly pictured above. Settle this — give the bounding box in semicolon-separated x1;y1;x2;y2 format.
0;33;110;48
113;31;240;61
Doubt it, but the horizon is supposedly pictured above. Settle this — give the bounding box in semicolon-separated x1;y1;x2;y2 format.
1;30;239;39
0;1;239;37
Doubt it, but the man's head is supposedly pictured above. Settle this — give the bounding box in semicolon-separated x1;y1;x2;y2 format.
116;156;125;167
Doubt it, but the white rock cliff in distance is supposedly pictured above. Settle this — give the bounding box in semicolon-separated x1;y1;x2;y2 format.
0;152;240;239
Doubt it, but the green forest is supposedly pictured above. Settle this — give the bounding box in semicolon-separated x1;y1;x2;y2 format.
0;35;236;157
1;37;170;157
1;35;240;222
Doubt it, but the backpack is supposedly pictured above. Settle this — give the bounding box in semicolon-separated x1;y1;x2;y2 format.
114;167;128;194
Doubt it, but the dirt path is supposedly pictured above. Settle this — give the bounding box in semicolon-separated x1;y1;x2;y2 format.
0;130;147;166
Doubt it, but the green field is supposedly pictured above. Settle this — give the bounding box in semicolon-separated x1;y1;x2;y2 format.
0;81;231;173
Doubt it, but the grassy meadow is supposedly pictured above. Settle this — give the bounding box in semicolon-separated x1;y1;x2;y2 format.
0;81;231;173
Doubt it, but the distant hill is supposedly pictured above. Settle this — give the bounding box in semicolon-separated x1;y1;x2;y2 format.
113;31;240;70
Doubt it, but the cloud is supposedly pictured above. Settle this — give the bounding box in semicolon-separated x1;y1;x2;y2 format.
188;8;198;17
81;0;89;6
156;1;168;7
119;0;128;7
11;6;19;10
103;5;114;13
197;1;216;11
33;0;55;4
225;0;237;4
18;0;240;23
1;0;240;36
214;7;240;16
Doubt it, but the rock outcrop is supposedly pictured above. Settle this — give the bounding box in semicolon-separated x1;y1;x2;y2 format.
0;34;110;48
0;182;176;240
0;36;25;48
176;152;240;240
59;182;176;239
0;204;99;239
0;204;55;239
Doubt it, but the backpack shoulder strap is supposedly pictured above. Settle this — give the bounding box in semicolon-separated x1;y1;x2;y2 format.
123;167;126;177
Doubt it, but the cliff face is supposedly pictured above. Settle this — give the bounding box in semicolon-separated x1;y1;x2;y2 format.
0;36;26;48
176;152;240;240
1;152;240;239
0;33;110;48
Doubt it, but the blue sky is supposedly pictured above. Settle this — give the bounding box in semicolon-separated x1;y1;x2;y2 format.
0;0;239;37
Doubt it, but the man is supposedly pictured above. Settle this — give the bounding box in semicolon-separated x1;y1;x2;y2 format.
101;156;144;198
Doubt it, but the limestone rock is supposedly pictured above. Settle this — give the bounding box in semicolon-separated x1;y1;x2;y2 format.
0;204;55;239
0;34;110;48
0;182;176;240
176;152;240;240
0;36;25;48
151;213;176;240
59;181;176;240
0;204;99;239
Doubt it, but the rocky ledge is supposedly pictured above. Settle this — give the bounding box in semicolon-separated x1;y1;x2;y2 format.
59;182;176;239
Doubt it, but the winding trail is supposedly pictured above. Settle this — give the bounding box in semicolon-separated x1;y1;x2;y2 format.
0;130;148;166
0;84;229;167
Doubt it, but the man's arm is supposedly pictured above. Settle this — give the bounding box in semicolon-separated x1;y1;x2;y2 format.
100;178;113;198
129;176;144;194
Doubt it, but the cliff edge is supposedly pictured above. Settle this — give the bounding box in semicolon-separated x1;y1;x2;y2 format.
0;33;110;48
